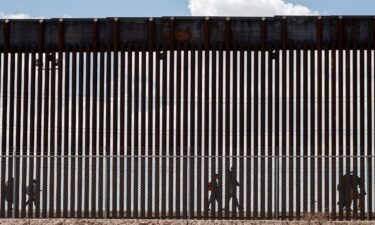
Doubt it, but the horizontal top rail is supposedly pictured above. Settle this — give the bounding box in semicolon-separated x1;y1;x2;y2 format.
1;16;375;52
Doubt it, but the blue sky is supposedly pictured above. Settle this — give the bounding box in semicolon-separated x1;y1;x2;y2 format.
0;0;374;19
0;0;190;18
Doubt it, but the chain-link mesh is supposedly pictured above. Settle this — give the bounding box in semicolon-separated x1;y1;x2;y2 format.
0;155;373;220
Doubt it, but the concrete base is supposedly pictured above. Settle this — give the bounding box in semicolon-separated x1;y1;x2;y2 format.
0;220;375;225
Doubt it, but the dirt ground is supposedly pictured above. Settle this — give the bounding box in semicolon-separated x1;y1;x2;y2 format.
0;220;375;225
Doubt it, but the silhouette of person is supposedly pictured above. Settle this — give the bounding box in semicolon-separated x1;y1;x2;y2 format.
225;166;241;211
208;173;224;211
2;177;14;210
24;179;40;208
337;172;366;211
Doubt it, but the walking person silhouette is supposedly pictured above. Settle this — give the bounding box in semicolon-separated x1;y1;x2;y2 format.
24;179;40;208
337;171;366;211
2;177;14;210
225;166;241;211
208;173;224;211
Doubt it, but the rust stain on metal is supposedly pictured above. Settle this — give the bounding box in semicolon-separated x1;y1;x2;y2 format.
175;30;191;41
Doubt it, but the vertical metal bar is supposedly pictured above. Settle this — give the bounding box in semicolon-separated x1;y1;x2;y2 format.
353;42;359;220
274;45;280;221
288;43;294;220
182;43;188;219
48;50;56;218
119;45;125;218
56;18;64;218
175;46;181;219
14;48;22;218
153;44;160;218
84;47;91;218
302;45;308;215
345;25;351;221
154;44;161;219
239;46;245;219
160;32;167;220
98;47;105;218
41;47;50;218
133;46;139;218
28;51;36;218
119;44;127;218
228;48;238;219
246;47;252;220
232;45;238;220
260;18;266;219
210;45;218;219
0;20;9;218
316;17;323;214
63;49;70;218
70;47;77;218
105;40;112;218
197;37;203;221
267;28;274;221
295;47;301;219
21;51;30;218
331;39;337;220
217;44;224;220
35;20;44;218
91;18;98;218
224;18;231;219
126;46;133;218
281;17;287;220
161;26;168;218
147;18;154;219
7;36;15;220
9;50;16;218
310;43;316;215
190;44;196;219
168;18;175;219
274;46;281;217
77;48;84;218
324;45;330;217
203;17;210;220
140;44;146;219
359;47;365;220
337;17;344;220
112;18;119;218
253;49;259;219
35;48;48;217
310;40;316;216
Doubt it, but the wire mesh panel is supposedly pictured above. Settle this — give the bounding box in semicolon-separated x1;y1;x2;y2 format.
0;156;373;219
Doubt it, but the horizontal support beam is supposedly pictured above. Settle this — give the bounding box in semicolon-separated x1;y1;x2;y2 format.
0;16;375;51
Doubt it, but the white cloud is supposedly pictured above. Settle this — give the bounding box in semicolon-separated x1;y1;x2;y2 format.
0;12;34;19
188;0;318;16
